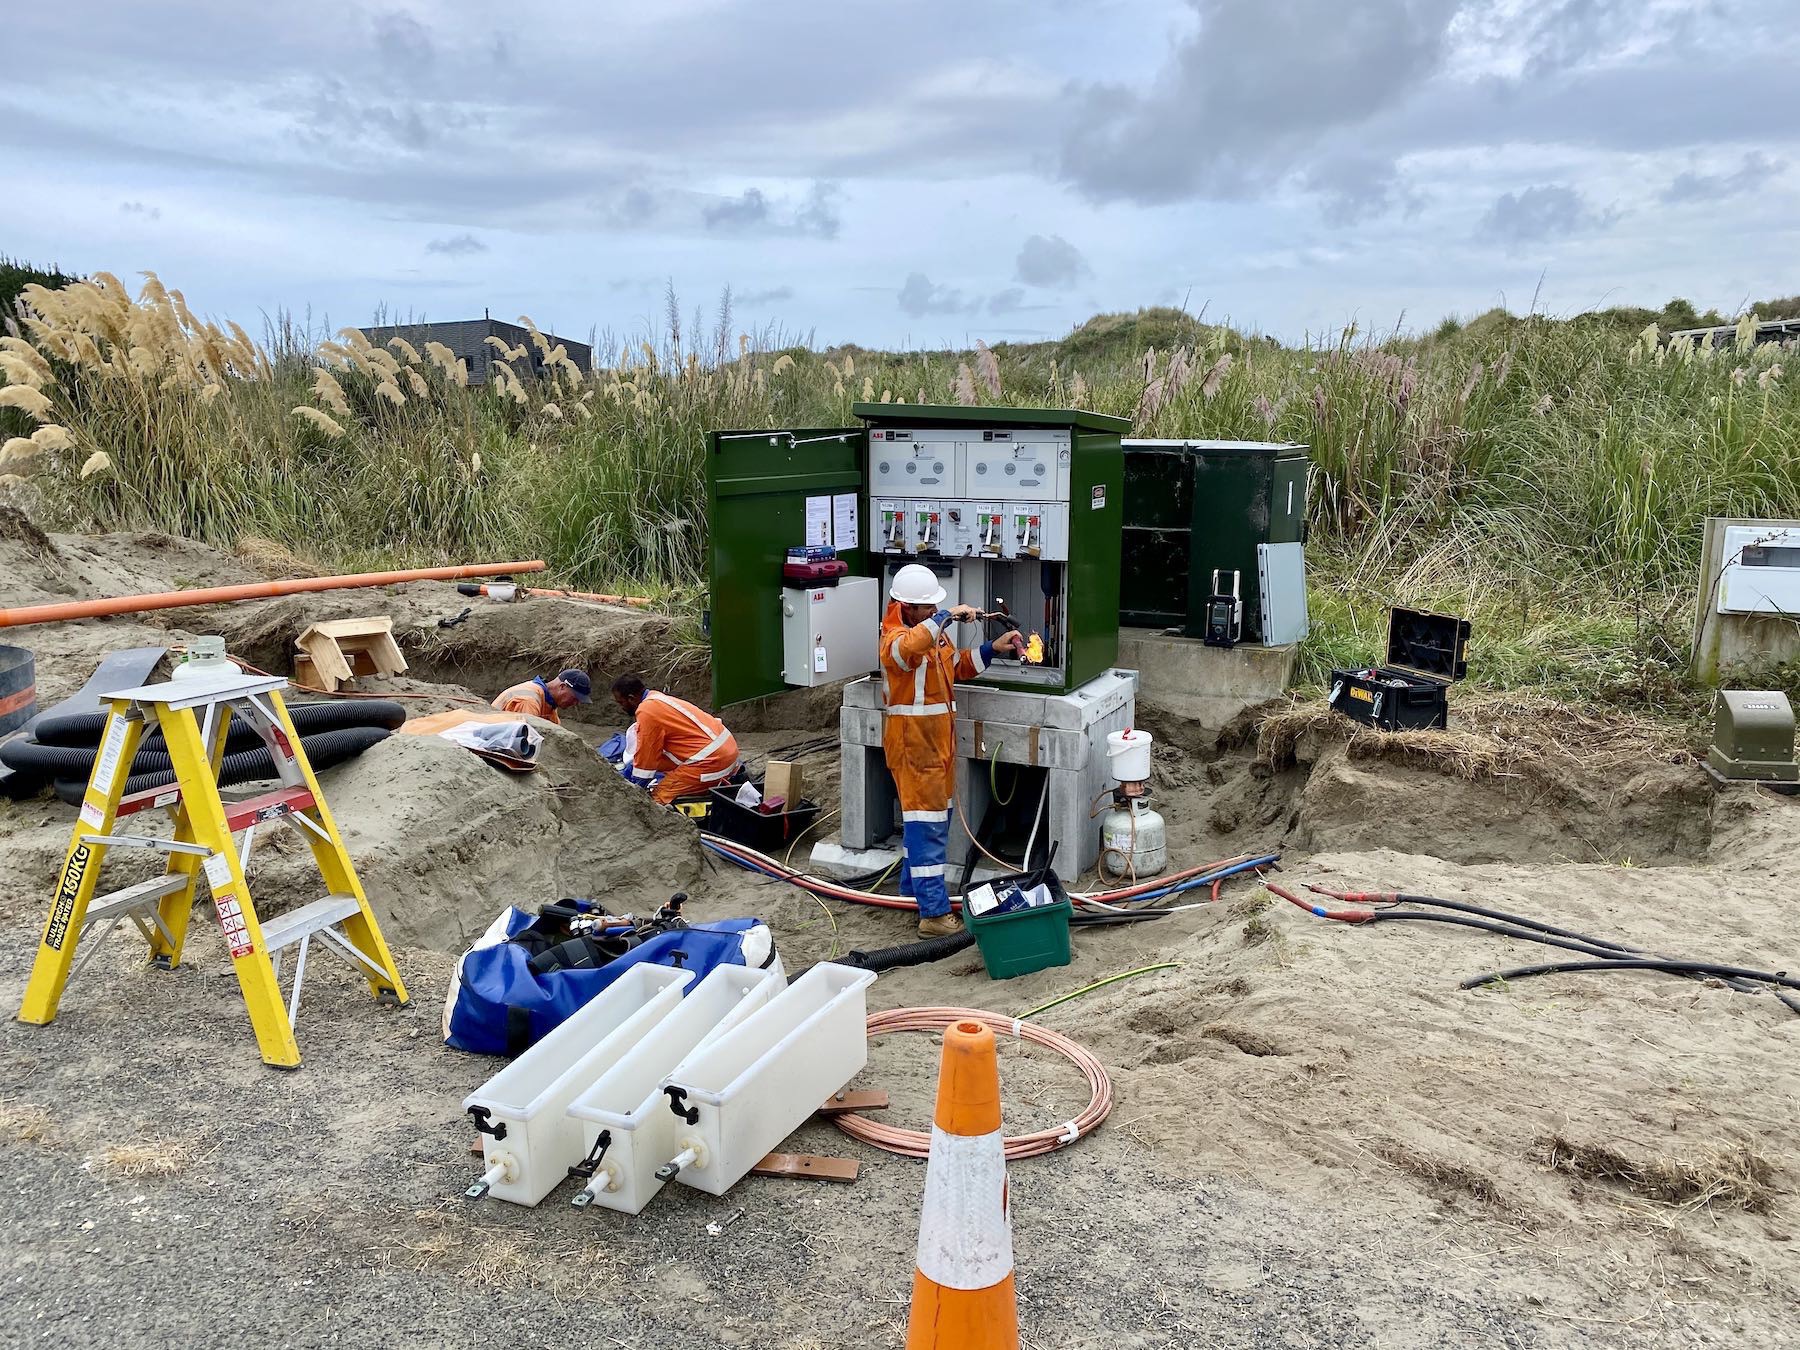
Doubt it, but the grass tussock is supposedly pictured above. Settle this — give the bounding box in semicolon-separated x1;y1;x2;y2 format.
5;271;1800;715
98;1139;196;1178
384;1206;579;1291
1373;1137;1507;1207
1256;692;1692;784
0;1101;54;1142
1535;1133;1777;1213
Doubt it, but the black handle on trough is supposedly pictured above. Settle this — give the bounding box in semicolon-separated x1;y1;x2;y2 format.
467;1105;508;1141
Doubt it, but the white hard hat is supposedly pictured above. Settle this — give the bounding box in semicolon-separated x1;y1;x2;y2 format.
889;563;947;606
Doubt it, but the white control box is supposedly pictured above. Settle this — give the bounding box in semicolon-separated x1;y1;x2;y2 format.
781;577;879;687
961;429;1071;502
869;429;957;499
1719;524;1800;615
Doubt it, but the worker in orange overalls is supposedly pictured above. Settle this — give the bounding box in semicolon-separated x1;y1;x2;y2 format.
490;668;591;724
881;564;1024;938
611;674;741;804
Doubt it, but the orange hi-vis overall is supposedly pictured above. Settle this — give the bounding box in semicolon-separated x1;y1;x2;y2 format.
491;678;560;724
634;692;740;804
879;601;995;919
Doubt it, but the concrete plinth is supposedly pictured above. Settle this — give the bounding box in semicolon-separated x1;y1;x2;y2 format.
1116;627;1298;728
838;670;1138;876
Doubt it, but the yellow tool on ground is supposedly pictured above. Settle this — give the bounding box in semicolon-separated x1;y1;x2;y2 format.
17;670;408;1069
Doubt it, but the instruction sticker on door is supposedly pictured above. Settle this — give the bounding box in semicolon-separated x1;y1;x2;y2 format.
1090;485;1106;510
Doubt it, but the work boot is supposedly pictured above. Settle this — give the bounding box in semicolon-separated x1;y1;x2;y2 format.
917;912;964;939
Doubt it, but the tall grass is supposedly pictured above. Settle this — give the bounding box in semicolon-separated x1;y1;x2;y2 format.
4;274;1798;716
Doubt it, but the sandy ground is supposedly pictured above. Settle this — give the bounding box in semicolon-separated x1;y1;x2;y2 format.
2;522;1797;1348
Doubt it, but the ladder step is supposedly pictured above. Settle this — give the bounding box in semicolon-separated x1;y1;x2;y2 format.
115;783;184;822
86;875;190;924
222;786;315;833
261;896;361;953
79;833;211;857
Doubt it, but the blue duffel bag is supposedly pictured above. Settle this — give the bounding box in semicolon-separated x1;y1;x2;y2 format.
443;905;778;1056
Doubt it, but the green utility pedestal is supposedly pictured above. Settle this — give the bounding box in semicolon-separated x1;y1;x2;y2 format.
1707;691;1798;783
1120;440;1309;642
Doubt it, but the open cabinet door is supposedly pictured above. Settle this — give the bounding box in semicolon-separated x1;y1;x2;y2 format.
706;425;872;708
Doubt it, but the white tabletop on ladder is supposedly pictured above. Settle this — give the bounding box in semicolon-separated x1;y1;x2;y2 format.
98;672;290;709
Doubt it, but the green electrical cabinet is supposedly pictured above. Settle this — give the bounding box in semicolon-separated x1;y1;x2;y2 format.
1120;440;1309;642
706;405;1129;708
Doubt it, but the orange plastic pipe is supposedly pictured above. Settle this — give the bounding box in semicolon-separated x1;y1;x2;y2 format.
0;561;547;629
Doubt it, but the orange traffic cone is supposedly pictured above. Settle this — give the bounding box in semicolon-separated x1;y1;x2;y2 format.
905;1019;1019;1349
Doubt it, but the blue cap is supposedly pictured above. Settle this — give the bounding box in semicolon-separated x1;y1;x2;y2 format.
558;669;592;703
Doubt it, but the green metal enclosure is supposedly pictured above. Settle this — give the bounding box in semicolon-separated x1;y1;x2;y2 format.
705;405;1128;707
1120;440;1308;641
706;425;868;708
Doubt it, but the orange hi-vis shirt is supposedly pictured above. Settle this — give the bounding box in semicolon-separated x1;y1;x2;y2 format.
634;692;739;802
878;600;989;810
491;679;559;725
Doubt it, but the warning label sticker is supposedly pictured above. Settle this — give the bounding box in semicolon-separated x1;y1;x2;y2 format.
214;893;254;959
93;718;130;791
1090;485;1106;511
202;853;232;894
78;800;106;829
45;845;93;952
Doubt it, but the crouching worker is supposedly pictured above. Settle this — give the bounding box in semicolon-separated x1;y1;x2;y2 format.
611;674;741;804
881;564;1025;938
491;668;591;724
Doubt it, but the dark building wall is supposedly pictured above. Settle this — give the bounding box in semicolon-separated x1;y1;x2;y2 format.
361;318;593;385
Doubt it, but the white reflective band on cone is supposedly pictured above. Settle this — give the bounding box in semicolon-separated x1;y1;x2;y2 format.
915;1125;1012;1290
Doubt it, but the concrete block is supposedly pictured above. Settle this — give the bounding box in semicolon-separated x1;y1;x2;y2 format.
839;705;885;747
842;675;884;711
1116;628;1296;729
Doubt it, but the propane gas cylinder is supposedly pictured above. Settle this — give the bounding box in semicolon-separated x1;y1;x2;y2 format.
1100;799;1167;879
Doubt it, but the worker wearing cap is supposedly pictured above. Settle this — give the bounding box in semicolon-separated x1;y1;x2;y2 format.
490;668;591;725
611;673;742;804
881;564;1025;938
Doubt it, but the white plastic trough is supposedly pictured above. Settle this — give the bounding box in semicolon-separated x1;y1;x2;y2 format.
461;963;693;1206
656;962;877;1196
565;963;785;1214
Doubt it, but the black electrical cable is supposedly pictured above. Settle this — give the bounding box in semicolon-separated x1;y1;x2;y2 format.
1462;958;1800;996
1369;911;1636;961
1383;892;1780;1000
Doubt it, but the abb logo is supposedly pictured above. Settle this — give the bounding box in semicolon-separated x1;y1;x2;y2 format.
811;590;827;602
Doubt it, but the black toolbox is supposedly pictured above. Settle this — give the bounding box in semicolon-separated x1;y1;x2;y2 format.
1328;607;1469;731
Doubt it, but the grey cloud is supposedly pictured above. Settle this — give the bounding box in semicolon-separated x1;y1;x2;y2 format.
1304;154;1424;225
704;183;840;239
373;12;435;74
119;200;161;220
1477;184;1611;247
704;188;771;231
899;273;976;317
296;79;437;153
1015;235;1090;289
988;287;1027;314
426;233;486;257
1060;0;1463;205
1517;0;1647;79
1661;151;1784;204
738;286;795;305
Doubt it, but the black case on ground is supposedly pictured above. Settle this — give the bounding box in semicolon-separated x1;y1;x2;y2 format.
1328;607;1470;731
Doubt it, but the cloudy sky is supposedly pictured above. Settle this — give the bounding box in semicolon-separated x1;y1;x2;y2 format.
6;0;1796;350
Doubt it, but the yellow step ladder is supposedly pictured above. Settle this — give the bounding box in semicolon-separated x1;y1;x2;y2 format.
16;670;409;1069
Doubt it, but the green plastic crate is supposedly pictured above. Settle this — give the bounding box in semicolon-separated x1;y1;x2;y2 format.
966;879;1072;981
